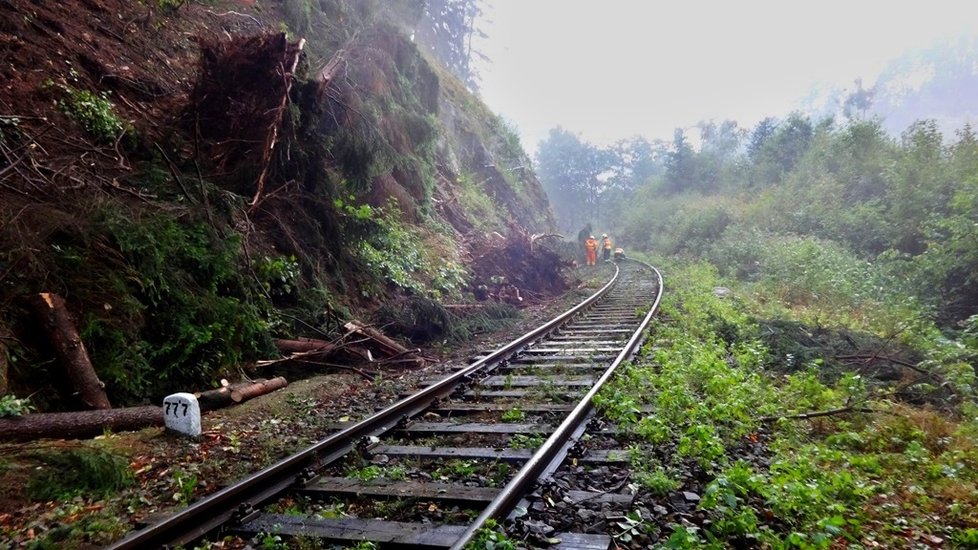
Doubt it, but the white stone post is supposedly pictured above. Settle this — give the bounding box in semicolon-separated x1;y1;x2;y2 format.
163;392;201;437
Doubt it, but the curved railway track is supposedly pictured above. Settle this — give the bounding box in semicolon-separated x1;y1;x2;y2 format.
108;259;663;549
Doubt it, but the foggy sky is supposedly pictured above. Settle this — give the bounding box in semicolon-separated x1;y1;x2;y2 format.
474;0;978;151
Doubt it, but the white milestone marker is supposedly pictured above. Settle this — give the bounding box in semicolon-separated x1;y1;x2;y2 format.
163;392;201;437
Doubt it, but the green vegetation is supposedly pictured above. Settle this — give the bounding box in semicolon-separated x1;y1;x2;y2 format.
433;459;478;480
345;464;406;482
595;261;978;546
49;82;128;142
507;433;545;449
78;205;273;403
343;198;470;299
171;467;199;506
545;113;978;546
0;394;34;417
500;407;525;423
465;519;517;550
455;172;506;231
26;445;133;501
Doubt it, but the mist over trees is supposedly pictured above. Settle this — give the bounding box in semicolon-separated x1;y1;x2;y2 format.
809;35;978;136
538;114;978;327
535;128;664;234
414;0;484;90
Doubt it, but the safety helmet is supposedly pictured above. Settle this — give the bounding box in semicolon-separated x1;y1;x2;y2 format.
602;234;607;238
589;235;594;239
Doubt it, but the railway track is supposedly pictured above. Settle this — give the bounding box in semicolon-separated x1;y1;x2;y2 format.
108;259;663;549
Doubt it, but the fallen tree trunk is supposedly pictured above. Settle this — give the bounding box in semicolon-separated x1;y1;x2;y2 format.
0;377;291;441
344;320;423;367
230;376;287;402
29;293;111;410
0;406;162;442
270;338;371;364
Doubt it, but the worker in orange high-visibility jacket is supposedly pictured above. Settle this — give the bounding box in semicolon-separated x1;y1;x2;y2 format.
584;235;598;266
602;234;613;262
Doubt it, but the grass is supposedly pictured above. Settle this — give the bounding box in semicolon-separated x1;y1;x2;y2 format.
594;259;978;547
26;445;133;501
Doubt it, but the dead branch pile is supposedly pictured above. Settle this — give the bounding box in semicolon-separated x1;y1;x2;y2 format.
465;225;569;303
261;319;424;377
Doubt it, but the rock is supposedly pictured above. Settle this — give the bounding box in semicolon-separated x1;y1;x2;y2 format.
683;491;701;502
653;504;668;515
370;454;390;465
522;519;555;536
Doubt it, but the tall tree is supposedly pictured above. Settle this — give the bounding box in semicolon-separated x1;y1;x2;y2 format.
536;127;607;232
415;0;484;90
843;78;876;120
749;114;814;186
605;136;665;193
664;128;698;193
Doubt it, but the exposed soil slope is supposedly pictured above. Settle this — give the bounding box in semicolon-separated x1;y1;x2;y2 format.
0;0;564;410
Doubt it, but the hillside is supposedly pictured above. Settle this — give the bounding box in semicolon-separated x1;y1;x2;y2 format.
0;0;560;410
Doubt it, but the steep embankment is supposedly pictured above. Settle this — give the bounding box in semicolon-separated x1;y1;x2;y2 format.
0;0;559;410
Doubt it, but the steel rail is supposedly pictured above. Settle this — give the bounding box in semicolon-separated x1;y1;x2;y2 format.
450;258;664;549
107;265;623;549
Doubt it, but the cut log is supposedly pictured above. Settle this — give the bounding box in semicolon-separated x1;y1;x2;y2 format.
230;376;288;402
195;386;234;412
273;337;336;354
0;406;162;442
196;379;274;411
29;293;111;410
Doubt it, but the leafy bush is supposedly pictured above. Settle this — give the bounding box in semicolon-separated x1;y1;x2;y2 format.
70;205;273;403
51;83;128;142
0;394;34;417
338;198;471;300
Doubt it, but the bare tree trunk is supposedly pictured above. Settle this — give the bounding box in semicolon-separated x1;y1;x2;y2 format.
0;406;161;441
29;293;111;410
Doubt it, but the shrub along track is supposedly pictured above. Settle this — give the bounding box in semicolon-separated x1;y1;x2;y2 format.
105;260;662;549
